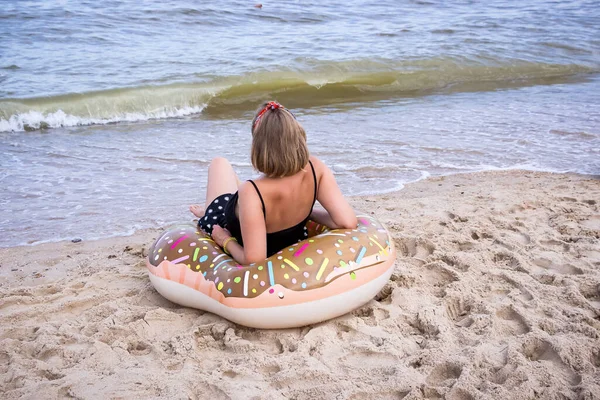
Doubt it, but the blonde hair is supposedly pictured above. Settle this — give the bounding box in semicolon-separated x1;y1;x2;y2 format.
251;102;309;178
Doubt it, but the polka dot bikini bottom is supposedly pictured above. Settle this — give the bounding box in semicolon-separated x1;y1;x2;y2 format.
197;193;232;234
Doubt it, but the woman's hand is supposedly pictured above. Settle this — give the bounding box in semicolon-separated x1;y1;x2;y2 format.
211;225;231;247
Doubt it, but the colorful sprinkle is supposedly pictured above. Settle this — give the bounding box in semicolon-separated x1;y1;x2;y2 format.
217;282;224;291
234;277;241;283
292;278;297;284
350;272;357;280
260;281;266;286
252;288;257;293
294;243;309;257
171;255;189;264
199;255;208;263
301;282;307;289
227;288;232;294
305;257;314;266
269;288;275;294
283;258;300;271
278;292;284;299
284;273;289;279
258;265;264;271
190;242;196;247
355;246;367;264
303;271;310;278
170;235;188;249
316;258;329;281
267;261;275;286
193;248;200;261
214;258;232;270
336;250;343;256
243;271;250;297
253;274;258;279
369;236;388;255
316;249;323;255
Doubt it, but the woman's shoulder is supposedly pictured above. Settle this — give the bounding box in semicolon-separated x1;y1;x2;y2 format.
309;155;332;181
309;155;328;173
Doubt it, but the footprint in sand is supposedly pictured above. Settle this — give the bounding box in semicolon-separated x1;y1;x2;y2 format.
426;362;463;387
500;230;531;246
578;283;600;310
495;306;530;336
446;388;477;400
539;238;570;252
532;257;583;275
486;274;533;303
492;251;521;270
127;340;152;356
592;348;600;368
394;236;436;264
420;261;459;298
581;215;600;231
445;298;474;328
440;254;470;272
521;339;582;386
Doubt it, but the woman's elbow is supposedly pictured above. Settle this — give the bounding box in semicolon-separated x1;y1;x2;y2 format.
244;251;266;265
338;215;357;229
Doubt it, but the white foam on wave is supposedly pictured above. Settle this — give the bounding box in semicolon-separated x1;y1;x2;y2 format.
0;105;206;133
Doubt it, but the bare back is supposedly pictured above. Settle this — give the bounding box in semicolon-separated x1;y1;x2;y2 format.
249;158;318;233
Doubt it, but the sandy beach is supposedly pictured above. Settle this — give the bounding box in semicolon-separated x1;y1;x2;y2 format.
1;170;599;399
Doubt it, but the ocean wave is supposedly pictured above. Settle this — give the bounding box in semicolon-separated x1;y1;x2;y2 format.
1;57;597;132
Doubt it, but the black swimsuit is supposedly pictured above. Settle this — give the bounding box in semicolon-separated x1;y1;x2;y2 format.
198;161;318;257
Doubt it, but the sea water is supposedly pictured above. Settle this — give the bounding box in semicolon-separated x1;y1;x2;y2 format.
1;0;599;246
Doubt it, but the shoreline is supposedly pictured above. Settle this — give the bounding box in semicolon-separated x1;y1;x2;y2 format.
2;167;598;250
1;169;599;399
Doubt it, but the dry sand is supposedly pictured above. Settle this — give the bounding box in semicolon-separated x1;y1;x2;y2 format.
1;170;599;399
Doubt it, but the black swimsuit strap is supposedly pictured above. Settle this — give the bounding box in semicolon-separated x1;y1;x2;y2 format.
247;180;266;219
308;160;318;216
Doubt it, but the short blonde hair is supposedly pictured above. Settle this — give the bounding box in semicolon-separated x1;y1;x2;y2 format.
251;102;309;178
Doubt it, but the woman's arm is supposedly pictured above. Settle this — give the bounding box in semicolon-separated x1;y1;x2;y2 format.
311;157;357;229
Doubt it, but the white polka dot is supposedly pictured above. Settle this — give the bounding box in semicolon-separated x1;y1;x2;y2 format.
204;216;208;220
224;196;229;201
213;216;217;220
215;199;219;203
218;206;223;210
207;224;211;228
208;209;213;213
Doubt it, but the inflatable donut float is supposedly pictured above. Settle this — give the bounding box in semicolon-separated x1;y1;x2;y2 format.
146;214;396;329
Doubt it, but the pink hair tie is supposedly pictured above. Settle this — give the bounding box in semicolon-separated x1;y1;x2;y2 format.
253;101;285;128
